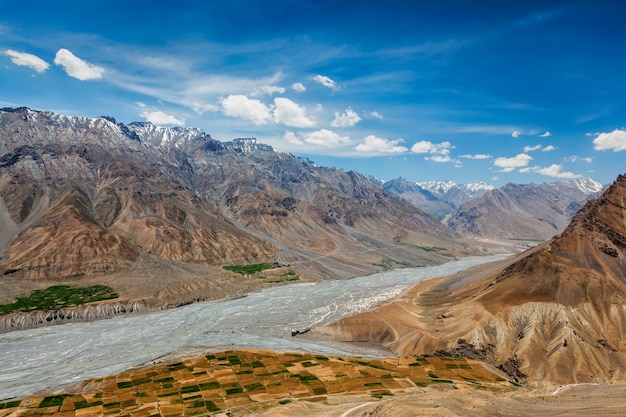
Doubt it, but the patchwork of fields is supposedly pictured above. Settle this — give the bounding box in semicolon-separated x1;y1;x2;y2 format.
0;349;513;416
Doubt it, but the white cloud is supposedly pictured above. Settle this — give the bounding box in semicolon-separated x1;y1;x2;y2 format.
520;164;580;179
428;155;452;163
220;94;272;125
252;85;285;96
593;129;626;151
289;129;350;148
542;145;556;152
410;140;453;155
355;135;407;153
220;95;315;127
273;97;316;128
140;110;185;126
331;108;361;128
539;131;552;137
313;74;339;91
494;153;532;172
284;131;304;145
512;130;522;138
523;144;542;152
369;111;383;120
53;48;104;80
565;155;593;163
460;153;491;159
292;82;306;92
5;49;49;73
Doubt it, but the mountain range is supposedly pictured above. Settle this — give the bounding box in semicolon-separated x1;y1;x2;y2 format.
446;178;604;240
0;107;473;317
381;178;494;220
318;173;626;383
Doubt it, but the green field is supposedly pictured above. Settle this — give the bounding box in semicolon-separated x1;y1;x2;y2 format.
0;284;118;315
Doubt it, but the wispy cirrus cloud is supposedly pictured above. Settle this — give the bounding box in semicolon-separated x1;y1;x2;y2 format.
460;153;491;159
5;49;49;73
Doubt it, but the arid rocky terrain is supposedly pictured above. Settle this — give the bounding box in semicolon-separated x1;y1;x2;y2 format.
2;107;626;416
318;174;626;385
0;107;480;328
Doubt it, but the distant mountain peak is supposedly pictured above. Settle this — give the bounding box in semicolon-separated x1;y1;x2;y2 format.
223;138;274;154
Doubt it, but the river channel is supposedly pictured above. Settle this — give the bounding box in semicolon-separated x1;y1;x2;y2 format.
0;254;509;400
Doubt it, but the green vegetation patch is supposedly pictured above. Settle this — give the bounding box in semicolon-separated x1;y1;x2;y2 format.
199;381;221;390
38;395;66;408
222;263;275;275
244;382;264;392
0;285;118;315
204;400;220;412
225;386;244;395
0;400;21;409
227;355;242;365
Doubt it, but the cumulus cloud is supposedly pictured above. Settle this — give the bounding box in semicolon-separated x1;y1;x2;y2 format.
221;94;272;125
540;131;552;137
369;111;383;120
410;140;453;155
273;97;316;128
54;48;104;80
520;164;580;179
593;129;626;151
288;129;350;148
355;135;407;153
542;145;556;152
331;108;361;128
460;153;491;159
140;110;185;126
313;74;338;91
494;153;532;172
411;140;455;162
292;82;306;92
523;144;542;152
512;130;522;138
5;49;49;73
284;131;304;145
220;95;315;127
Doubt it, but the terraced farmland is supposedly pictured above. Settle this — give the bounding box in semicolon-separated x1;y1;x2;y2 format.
0;349;514;416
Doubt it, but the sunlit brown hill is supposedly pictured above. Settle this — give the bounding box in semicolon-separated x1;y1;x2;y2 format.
318;174;626;384
0;107;472;310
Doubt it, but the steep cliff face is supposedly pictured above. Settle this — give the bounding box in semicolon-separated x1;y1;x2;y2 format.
0;107;474;315
318;174;626;384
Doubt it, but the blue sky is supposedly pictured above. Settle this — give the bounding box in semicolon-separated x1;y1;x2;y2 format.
1;0;626;186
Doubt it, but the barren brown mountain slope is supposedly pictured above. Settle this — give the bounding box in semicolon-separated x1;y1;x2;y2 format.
0;107;477;326
317;174;626;384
